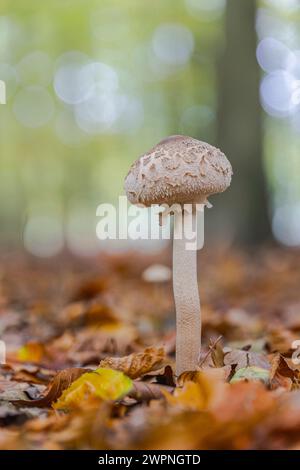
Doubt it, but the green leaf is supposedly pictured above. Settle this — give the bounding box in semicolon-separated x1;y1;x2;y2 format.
230;366;270;385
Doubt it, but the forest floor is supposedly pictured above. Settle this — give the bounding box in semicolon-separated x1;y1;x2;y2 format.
1;245;300;450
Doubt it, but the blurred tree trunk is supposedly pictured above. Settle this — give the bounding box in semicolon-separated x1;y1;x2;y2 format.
216;0;271;244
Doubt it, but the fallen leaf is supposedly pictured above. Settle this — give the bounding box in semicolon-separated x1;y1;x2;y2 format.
23;400;111;450
267;328;298;354
155;365;176;387
269;354;295;379
224;349;270;371
70;322;139;360
1;363;56;385
12;368;88;407
166;369;225;411
0;380;31;402
230;366;270;384
177;367;228;386
212;381;276;424
211;341;225;367
129;382;172;402
72;277;108;301
99;347;165;379
16;342;47;364
269;354;294;391
53;368;133;410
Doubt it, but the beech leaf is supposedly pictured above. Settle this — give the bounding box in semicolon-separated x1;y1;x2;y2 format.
16;343;47;364
166;370;226;411
11;368;88;408
129;382;173;402
53;368;133;410
99;347;165;379
230;366;270;384
224;349;270;371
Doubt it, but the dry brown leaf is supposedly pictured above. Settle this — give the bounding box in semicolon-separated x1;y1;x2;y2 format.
0;363;56;385
11;368;88;408
72;277;108;301
269;353;294;391
212;381;277;423
224;349;270;371
211;341;225;367
155;365;176;387
267;328;298;354
178;366;231;385
24;400;111;450
99;347;165;379
129;382;173;402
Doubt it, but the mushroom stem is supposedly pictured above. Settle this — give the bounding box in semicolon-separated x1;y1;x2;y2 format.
196;204;204;250
173;209;201;376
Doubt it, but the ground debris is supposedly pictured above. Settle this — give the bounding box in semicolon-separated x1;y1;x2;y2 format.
0;247;300;449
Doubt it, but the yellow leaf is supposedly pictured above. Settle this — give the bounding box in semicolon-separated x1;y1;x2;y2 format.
165;369;225;411
17;342;46;363
165;381;209;411
12;368;88;408
99;347;165;379
53;368;132;410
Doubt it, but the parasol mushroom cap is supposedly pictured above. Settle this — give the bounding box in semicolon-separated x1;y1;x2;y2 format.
124;135;232;207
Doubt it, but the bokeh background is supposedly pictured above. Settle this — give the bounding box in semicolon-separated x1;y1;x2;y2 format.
1;0;300;257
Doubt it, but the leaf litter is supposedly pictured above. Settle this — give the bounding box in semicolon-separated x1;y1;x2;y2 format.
1;247;300;449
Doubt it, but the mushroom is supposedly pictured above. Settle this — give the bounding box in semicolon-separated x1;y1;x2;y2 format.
142;264;172;283
125;135;232;375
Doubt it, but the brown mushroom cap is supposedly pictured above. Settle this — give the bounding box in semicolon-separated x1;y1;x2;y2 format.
124;135;232;206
